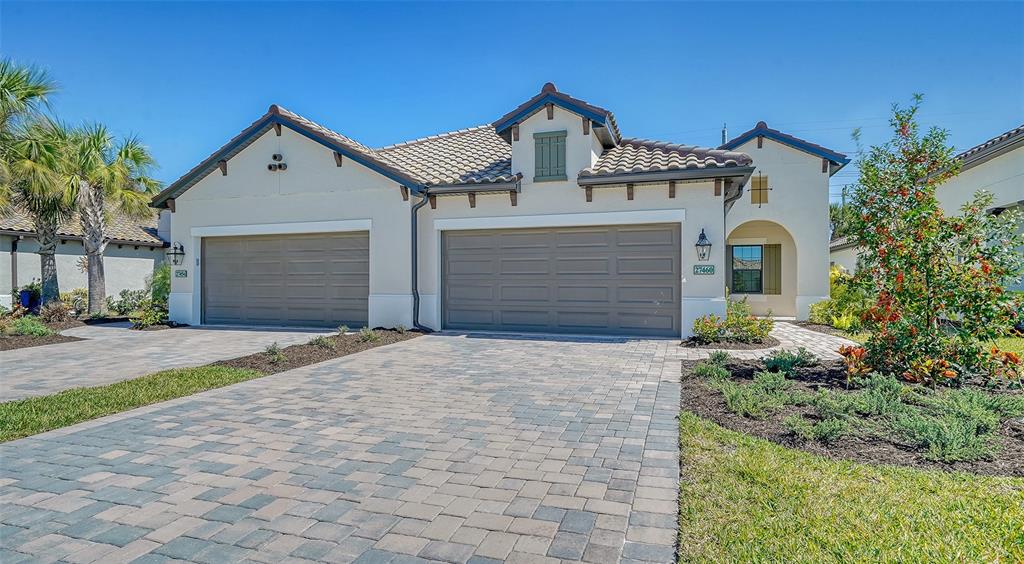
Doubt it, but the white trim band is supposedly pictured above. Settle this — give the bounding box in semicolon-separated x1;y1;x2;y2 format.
433;209;685;232
190;219;372;238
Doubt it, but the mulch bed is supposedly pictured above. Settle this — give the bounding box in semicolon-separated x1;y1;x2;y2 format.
215;329;422;375
0;334;84;352
681;359;1024;477
680;336;780;350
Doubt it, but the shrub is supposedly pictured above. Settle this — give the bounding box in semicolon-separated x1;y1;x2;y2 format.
784;415;849;443
808;267;869;331
0;316;12;336
264;342;287;364
39;301;73;324
395;324;407;334
130;300;168;329
10;316;53;337
693;361;730;381
691;299;774;344
708;350;731;366
148;263;171;307
692;314;723;344
60;288;88;314
337;325;350;336
889;411;996;462
838;345;872;386
762;347;817;375
106;289;147;315
358;327;380;343
715;371;792;419
308;335;335;350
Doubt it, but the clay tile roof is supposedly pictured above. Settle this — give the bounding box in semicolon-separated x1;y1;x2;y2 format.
0;208;165;246
579;139;753;179
830;234;855;251
721;121;850;166
377;125;515;186
493;82;621;144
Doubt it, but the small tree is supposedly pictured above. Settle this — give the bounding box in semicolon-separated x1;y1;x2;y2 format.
850;95;1024;383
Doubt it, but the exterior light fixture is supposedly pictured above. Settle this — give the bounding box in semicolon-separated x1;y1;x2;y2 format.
167;242;186;266
695;229;712;262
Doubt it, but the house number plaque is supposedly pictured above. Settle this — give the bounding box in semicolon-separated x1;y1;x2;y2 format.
175;269;188;278
693;265;715;275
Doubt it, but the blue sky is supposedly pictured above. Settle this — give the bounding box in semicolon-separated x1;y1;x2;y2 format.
3;1;1022;201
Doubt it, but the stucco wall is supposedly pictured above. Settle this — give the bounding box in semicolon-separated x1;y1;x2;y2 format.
830;245;860;273
937;146;1023;213
725;137;832;319
0;235;163;309
169;125;413;327
727;221;798;317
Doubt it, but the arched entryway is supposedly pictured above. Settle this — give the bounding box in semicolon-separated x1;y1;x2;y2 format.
726;220;798;317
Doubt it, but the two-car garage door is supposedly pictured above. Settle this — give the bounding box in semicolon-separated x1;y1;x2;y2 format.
442;224;681;336
202;232;369;328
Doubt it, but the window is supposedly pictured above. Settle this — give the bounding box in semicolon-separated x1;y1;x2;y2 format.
731;245;763;293
534;130;567;182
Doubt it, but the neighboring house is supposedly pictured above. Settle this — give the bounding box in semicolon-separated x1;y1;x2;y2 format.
830;123;1024;287
153;83;847;337
0;209;168;309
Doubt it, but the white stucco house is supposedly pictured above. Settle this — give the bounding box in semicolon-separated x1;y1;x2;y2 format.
153;83;848;337
831;123;1024;284
0;210;168;309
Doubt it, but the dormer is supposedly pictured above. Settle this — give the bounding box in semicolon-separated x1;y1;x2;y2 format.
493;83;619;184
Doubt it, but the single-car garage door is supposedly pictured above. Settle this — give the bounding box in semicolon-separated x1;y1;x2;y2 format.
443;224;680;336
202;232;369;328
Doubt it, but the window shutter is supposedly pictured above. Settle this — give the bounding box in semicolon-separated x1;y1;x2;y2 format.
750;176;768;204
725;244;734;295
533;131;567;181
553;135;566;176
535;137;550;178
763;244;782;295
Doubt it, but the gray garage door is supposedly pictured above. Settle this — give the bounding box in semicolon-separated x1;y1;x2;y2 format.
443;224;680;336
202;232;369;328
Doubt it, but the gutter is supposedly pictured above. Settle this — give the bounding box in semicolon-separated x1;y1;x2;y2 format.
577;166;755;187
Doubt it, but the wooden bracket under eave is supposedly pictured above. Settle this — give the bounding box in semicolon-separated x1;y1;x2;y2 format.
511;125;519;142
626;184;634;201
585;187;593;202
546;103;554;119
334;152;343;167
822;158;829;173
400;186;409;201
218;160;228;176
166;199;176;213
668;181;676;199
509;191;517;207
273;122;282;136
429;195;436;209
468;193;476;208
582;117;590;135
714;179;722;197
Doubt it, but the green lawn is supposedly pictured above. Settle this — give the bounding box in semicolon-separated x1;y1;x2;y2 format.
995;336;1024;355
0;366;261;442
678;411;1024;562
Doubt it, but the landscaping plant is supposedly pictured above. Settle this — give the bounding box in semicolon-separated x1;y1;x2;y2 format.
808;266;869;331
849;95;1024;384
691;297;774;344
105;288;147;315
38;300;72;323
8;315;53;336
129;299;168;329
762;347;817;375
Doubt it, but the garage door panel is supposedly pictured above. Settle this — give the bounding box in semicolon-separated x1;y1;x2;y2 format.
443;224;680;336
203;232;368;328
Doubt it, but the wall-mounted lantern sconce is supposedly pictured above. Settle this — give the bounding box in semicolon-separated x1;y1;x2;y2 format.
166;242;186;266
695;229;712;262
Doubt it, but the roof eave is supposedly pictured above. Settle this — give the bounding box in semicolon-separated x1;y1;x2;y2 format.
959;131;1024;172
426;175;523;195
577;166;755;187
721;129;849;172
493;93;618;145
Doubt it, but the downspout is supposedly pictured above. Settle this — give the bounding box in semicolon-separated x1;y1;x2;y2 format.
410;189;433;332
10;237;18;299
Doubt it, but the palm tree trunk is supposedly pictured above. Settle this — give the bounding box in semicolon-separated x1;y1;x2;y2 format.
78;181;108;314
36;223;60;304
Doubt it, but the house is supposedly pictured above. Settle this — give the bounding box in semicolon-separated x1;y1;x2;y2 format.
0;209;168;309
152;83;847;337
830;123;1024;286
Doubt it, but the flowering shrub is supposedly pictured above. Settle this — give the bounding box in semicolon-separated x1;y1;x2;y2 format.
848;95;1024;383
691;298;774;344
838;345;872;386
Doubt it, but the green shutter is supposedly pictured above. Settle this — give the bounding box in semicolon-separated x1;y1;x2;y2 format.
534;130;567;181
764;244;782;295
725;244;734;295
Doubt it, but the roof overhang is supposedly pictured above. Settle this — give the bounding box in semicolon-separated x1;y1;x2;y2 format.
721;126;850;176
577;166;755;187
152;109;425;209
493;92;619;148
0;229;168;248
959;127;1024;173
426;175;523;195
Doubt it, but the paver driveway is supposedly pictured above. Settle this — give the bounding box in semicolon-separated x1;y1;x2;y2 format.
0;333;682;563
0;324;330;402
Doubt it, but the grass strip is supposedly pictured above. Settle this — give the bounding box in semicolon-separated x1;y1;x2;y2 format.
0;366;262;442
678;411;1024;562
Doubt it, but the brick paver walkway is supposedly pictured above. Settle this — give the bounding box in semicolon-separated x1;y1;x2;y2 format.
0;322;848;563
0;324;330;402
676;321;856;361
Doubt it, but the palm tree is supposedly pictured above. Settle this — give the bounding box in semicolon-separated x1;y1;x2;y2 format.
0;59;56;212
8;119;75;304
64;124;160;314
